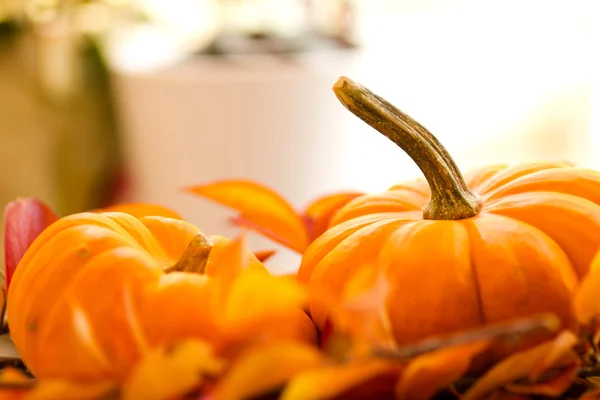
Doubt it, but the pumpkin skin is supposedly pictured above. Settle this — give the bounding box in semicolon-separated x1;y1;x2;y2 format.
7;211;313;382
298;77;600;350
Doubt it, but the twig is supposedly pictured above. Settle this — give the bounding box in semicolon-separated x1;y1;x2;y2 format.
372;313;559;360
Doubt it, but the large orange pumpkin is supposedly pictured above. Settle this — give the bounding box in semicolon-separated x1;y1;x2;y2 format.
7;211;314;382
299;76;600;349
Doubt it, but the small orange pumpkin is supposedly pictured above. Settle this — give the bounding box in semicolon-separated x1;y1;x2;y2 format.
299;77;600;349
7;211;315;383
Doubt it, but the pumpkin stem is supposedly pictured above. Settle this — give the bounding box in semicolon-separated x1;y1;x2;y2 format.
332;76;482;220
165;234;212;274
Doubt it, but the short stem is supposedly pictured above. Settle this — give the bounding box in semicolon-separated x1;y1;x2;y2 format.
164;234;213;274
332;76;482;220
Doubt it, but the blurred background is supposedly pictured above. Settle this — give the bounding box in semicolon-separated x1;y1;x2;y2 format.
0;0;598;272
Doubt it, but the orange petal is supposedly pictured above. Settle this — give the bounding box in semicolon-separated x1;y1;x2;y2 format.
186;180;309;252
121;340;226;400
96;203;183;220
4;198;58;290
303;192;364;242
280;360;400;400
396;340;491;400
27;380;116;400
504;362;578;397
462;330;578;400
213;342;324;400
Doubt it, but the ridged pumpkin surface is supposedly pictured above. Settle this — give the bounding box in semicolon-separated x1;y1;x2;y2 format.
7;211;310;382
298;77;600;349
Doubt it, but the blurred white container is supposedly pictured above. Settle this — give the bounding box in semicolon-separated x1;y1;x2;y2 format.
111;51;361;272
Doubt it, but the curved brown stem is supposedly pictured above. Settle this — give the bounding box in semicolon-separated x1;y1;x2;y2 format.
164;234;212;274
332;76;482;220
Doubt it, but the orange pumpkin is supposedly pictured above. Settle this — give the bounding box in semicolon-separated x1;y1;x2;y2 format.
7;211;314;383
299;77;600;350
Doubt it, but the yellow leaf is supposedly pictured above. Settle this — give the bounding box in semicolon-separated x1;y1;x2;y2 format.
396;340;491;400
121;340;226;400
221;268;308;332
213;342;324;400
280;360;400;400
462;330;578;400
186;180;309;252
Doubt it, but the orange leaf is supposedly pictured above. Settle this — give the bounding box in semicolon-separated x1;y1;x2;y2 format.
328;263;396;355
207;236;251;307
253;249;277;263
27;380;117;400
462;330;579;400
186;180;309;252
3;198;58;290
97;203;183;220
121;339;226;400
0;367;32;400
213;342;324;400
395;340;491;400
573;251;600;325
280;360;401;400
303;192;364;242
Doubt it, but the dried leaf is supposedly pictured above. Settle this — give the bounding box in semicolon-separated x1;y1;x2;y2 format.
375;314;560;361
121;340;226;400
4;198;58;290
395;340;491;400
481;392;530;400
582;388;600;400
27;380;117;400
462;330;579;400
303;192;363;242
213;342;324;400
504;363;579;397
95;203;183;220
186;180;309;252
280;360;400;400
